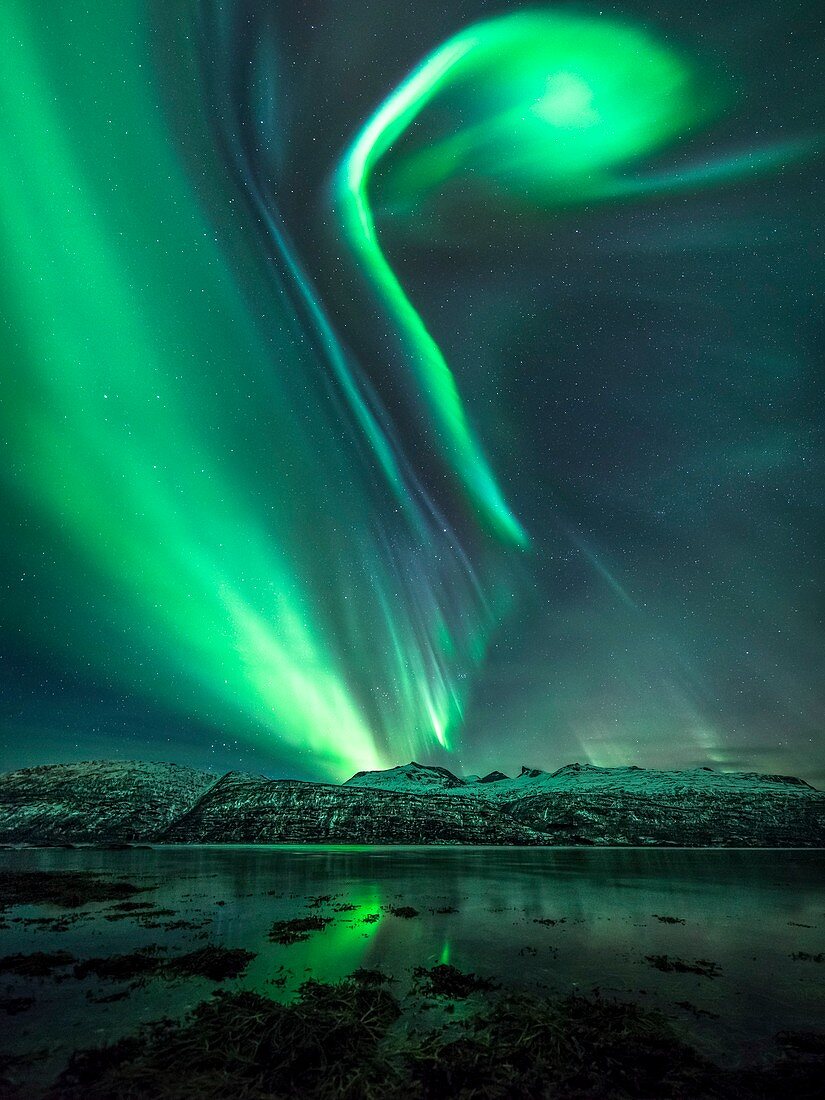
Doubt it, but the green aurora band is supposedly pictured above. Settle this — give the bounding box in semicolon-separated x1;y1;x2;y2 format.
0;5;807;776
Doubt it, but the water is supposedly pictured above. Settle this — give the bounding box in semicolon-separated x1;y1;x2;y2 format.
2;846;823;1087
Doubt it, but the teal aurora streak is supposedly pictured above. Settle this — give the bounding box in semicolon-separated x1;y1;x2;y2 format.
0;4;813;777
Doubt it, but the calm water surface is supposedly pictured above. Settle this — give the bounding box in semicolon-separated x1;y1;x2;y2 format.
2;847;823;1084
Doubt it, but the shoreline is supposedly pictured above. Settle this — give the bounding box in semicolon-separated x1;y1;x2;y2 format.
3;842;824;851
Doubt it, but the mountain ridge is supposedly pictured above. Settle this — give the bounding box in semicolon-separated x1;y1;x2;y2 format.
343;759;817;797
0;758;821;847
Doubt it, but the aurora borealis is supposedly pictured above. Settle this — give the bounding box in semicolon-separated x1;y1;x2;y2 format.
0;1;822;785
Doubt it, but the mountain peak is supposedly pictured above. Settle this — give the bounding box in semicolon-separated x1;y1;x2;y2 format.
343;761;464;791
550;762;603;777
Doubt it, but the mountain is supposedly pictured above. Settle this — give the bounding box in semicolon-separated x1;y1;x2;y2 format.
160;772;542;844
342;761;465;793
478;771;511;784
339;761;824;846
0;759;822;847
0;760;218;844
345;760;817;800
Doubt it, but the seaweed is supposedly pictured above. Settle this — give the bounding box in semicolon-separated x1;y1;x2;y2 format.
386;905;419;919
16;914;80;932
350;968;392;986
107;901;157;912
268;915;332;945
73;947;165;982
166;947;255;981
306;894;334;909
404;992;716;1098
645;955;722;978
674;1000;720;1020
44;978;825;1099
0;871;151;910
266;965;290;989
73;946;255;983
135;910;207;930
0;951;75;977
51;980;402;1100
411;964;499;999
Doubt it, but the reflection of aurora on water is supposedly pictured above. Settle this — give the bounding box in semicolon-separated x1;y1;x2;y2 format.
0;2;821;783
259;896;386;993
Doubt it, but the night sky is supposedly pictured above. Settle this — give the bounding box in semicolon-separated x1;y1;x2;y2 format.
1;1;822;785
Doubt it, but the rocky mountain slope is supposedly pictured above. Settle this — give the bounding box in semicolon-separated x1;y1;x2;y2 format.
160;772;543;844
0;759;821;846
503;786;824;846
0;760;218;844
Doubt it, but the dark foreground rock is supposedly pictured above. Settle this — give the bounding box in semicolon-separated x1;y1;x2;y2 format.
0;759;821;846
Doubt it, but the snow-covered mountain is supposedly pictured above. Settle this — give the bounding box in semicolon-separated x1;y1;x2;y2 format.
0;760;217;844
345;760;816;800
0;758;821;846
343;761;466;793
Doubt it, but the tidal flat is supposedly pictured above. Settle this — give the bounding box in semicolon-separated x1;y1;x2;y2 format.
0;847;822;1097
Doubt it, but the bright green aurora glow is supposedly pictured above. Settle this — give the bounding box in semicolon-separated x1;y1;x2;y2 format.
0;4;814;778
337;13;720;547
337;10;804;551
